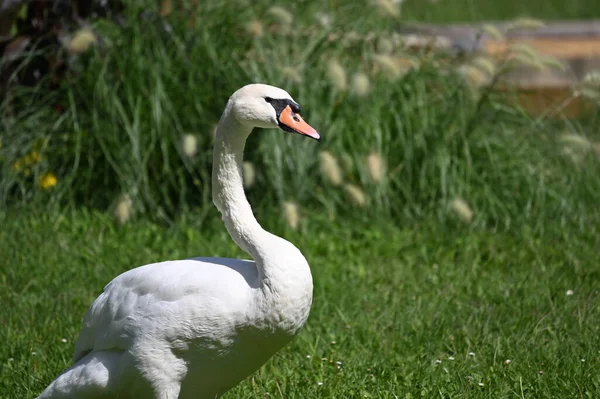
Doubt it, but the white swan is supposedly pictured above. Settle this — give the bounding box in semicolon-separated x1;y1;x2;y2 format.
38;84;321;399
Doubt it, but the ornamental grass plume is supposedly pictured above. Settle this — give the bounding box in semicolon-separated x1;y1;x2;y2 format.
319;151;343;186
326;58;347;91
481;24;505;40
366;152;384;183
267;6;293;25
560;133;593;164
508;17;546;30
283;201;300;230
67;28;96;54
373;55;415;80
344;183;367;207
243;161;256;189
181;134;198;158
245;20;264;38
114;194;133;226
351;72;371;97
282;66;303;84
450;197;473;224
374;0;401;17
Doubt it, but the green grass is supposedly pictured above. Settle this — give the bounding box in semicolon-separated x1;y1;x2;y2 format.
1;211;599;398
2;1;600;398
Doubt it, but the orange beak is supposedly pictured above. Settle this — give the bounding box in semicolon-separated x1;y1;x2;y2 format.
279;105;321;141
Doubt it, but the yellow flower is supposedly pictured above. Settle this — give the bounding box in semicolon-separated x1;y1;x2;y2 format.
12;160;22;172
39;172;58;189
24;151;42;165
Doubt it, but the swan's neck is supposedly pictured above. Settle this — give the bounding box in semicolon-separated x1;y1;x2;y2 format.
212;106;281;280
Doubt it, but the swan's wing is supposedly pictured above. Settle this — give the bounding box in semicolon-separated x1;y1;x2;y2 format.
73;258;257;362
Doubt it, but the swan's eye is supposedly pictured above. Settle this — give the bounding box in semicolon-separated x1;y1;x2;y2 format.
264;97;273;103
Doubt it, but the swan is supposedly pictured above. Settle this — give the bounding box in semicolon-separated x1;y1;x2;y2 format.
38;83;321;399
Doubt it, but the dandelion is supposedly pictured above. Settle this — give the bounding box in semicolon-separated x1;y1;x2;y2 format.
351;72;370;97
468;352;476;357
366;152;384;183
24;151;42;165
326;58;347;91
319;151;343;186
317;381;323;386
505;359;512;365
478;382;484;387
448;356;455;361
374;0;401;17
336;361;342;365
31;352;36;356
267;6;293;26
481;24;504;40
282;66;303;83
114;194;133;226
180;134;198;158
306;355;312;359
243;161;256;189
245;20;264;38
331;340;336;345
581;358;586;362
566;289;574;296
451;198;474;224
61;338;68;343
67;28;96;54
283;201;300;230
344;184;367;207
508;17;546;30
11;159;22;172
39;172;58;190
434;359;442;364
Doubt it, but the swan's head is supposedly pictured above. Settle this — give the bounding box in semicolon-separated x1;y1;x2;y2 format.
228;83;321;141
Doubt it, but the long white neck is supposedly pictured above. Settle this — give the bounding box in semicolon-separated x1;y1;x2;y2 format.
212;104;279;280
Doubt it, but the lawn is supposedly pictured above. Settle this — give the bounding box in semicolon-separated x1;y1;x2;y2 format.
1;0;600;398
1;211;599;398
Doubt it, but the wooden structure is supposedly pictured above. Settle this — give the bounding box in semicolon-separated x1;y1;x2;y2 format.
399;20;600;118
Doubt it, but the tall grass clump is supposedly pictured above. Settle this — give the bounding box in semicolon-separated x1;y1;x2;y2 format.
0;0;599;235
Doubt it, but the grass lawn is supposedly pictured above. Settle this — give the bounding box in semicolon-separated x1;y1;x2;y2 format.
1;211;599;398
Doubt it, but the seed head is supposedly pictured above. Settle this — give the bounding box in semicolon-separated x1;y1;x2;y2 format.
283;201;300;230
366;152;384;182
344;183;367;207
374;0;401;17
114;194;133;226
508;17;546;30
319;151;343;186
267;6;294;26
246;20;264;38
327;58;347;91
243;161;256;189
67;29;96;54
450;197;473;224
351;72;371;97
181;134;198;158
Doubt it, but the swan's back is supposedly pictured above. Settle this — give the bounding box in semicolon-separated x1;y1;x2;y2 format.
74;258;259;362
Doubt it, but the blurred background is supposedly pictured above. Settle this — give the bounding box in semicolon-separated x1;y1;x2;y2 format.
1;1;599;397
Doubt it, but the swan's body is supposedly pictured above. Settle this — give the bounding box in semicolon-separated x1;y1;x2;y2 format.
38;84;320;399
